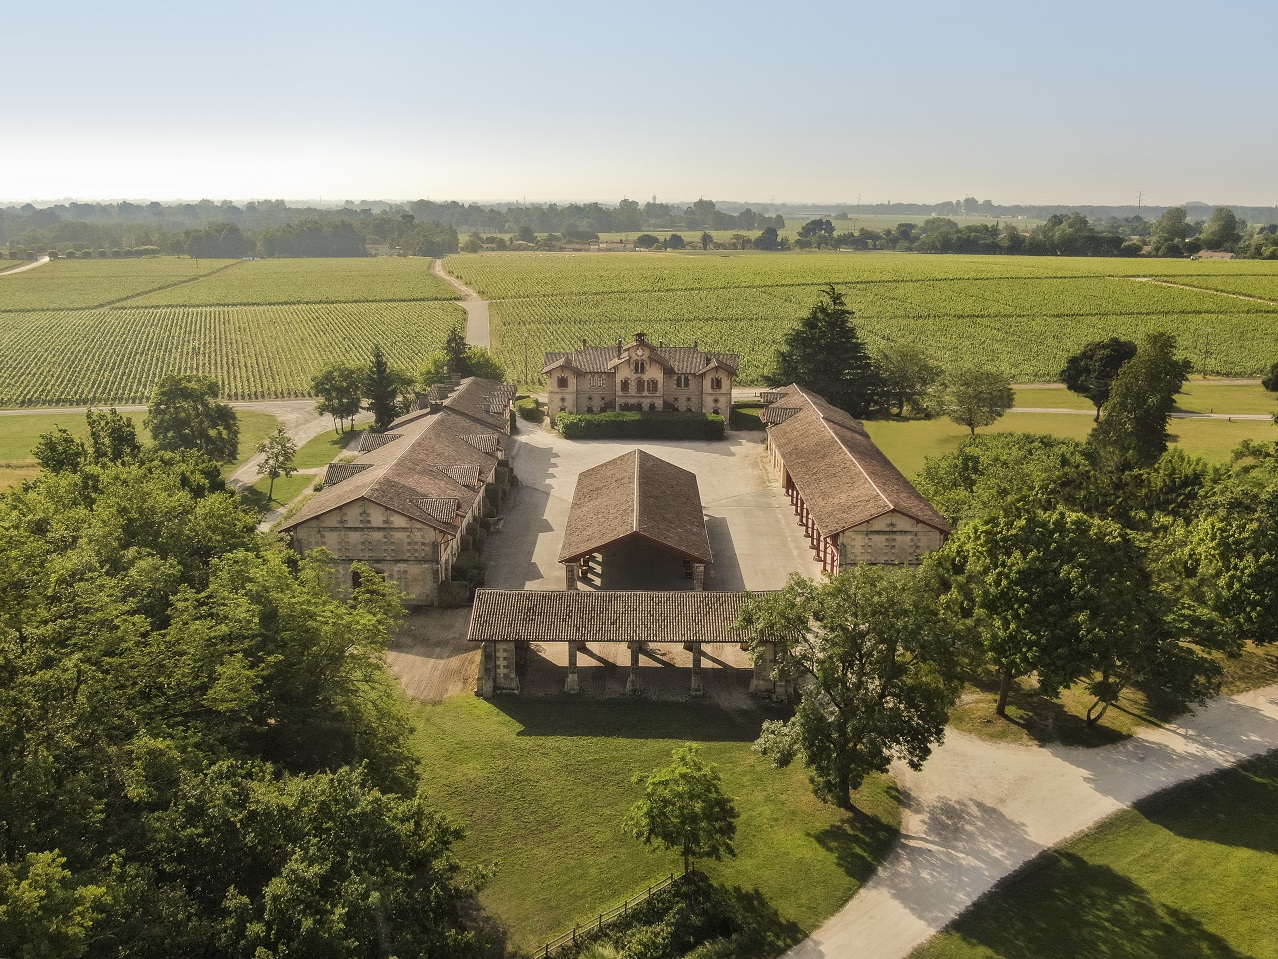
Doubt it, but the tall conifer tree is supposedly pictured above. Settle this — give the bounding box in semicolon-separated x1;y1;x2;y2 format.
768;285;882;416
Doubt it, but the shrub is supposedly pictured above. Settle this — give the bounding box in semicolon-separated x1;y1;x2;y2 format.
515;396;544;422
437;579;472;608
454;549;486;587
557;410;725;441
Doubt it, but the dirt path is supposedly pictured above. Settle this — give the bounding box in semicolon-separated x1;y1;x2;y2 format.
0;255;50;276
432;258;491;349
1130;275;1278;306
787;683;1278;959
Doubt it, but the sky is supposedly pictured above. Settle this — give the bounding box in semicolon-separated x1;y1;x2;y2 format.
3;0;1276;207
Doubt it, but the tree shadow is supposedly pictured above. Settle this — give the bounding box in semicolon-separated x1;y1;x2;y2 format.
722;885;807;958
940;851;1252;959
811;806;899;885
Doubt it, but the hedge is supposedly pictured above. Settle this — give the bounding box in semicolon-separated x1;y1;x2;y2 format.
515;396;544;423
556;410;726;441
729;403;766;431
437;579;472;608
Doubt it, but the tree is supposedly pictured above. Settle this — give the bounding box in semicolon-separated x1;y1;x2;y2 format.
1152;206;1190;248
875;342;941;416
515;224;537;245
1089;332;1191;469
938;366;1013;435
754;226;779;250
1198;207;1242;251
85;407;141;462
1261;361;1278;393
443;323;470;376
737;567;960;807
700;231;713;250
663;233;686;250
767;285;883;417
31;427;87;473
365;343;412;432
624;744;738;875
634;233;661;250
798;218;834;239
311;362;365;433
145;374;240;463
418;346;506;391
1060;337;1139;421
255;427;298;502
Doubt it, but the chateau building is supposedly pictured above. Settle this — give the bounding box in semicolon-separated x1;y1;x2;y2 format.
543;332;737;417
762;384;950;571
280;377;515;606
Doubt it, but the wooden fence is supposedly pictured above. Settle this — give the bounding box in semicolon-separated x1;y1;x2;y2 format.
532;873;681;958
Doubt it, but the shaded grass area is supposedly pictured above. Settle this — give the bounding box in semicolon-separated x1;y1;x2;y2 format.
948;642;1278;748
911;752;1278;959
730;403;767;431
863;411;1276;479
0;408;280;491
411;696;899;954
238;472;315;515
292;427;364;469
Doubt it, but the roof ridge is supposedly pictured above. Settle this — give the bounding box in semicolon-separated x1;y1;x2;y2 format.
801;391;892;530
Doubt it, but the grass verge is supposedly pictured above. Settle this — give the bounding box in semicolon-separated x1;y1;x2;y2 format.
239;472;315;516
910;751;1278;959
411;695;900;954
292;427;364;469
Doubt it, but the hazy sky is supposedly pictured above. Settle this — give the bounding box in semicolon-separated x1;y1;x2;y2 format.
5;1;1275;207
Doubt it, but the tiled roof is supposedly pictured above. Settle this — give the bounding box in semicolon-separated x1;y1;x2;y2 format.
280;377;509;535
467;589;785;646
358;432;402;452
324;462;371;486
765;384;951;537
558;450;712;564
544;342;739;377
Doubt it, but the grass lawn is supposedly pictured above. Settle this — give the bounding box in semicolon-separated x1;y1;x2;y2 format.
292;426;364;469
238;471;315;515
864;410;1277;479
911;751;1278;959
1013;380;1275;417
411;696;899;954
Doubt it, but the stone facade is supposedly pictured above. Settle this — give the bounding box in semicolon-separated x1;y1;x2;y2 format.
543;332;736;418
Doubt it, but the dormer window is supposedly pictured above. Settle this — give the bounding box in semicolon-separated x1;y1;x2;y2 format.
557;374;569;389
711;376;722;391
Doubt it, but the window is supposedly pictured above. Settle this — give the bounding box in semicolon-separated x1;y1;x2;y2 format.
633;360;646;374
711;376;722;391
647;378;658;393
586;406;593;413
557;374;569;389
676;374;689;388
590;374;604;388
649;402;657;411
635;379;646;394
620;378;630;393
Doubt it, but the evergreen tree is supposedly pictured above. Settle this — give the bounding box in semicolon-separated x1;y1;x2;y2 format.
443;324;470;377
1060;337;1139;421
768;285;882;416
1090;332;1192;469
365;343;410;432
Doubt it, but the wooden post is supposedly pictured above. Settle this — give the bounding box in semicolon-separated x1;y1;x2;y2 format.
690;641;704;696
565;641;580;694
626;641;642;694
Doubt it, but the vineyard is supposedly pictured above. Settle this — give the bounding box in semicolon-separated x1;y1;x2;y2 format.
445;253;1278;385
0;301;464;406
0;257;236;310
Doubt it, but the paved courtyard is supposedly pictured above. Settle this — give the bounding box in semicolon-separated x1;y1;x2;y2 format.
481;424;822;699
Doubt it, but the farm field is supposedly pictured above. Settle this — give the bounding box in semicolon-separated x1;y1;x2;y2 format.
413;695;899;954
124;256;459;306
445;252;1278;386
0;300;465;406
0;256;236;310
0;408;281;491
1159;273;1278;303
910;751;1278;959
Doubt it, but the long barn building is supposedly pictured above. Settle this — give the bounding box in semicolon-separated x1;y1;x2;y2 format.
762;384;950;571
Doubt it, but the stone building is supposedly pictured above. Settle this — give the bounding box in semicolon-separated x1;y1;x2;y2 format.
543;331;737;418
762;384;950;572
280;377;515;606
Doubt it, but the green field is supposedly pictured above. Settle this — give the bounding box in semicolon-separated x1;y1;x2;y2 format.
444;252;1278;386
0;408;281;491
0;256;236;310
414;696;899;953
911;751;1278;959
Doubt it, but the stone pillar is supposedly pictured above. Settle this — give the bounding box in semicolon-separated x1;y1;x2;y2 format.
692;564;705;591
564;562;578;590
690;642;704;696
495;640;520;693
477;640;496;698
750;640;776;695
626;641;642;695
565;641;580;694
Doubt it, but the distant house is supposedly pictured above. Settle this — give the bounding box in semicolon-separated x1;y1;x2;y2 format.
543;331;737;417
280;377;515;606
1191;250;1235;260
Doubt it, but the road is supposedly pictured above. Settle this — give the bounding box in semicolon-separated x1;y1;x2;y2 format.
787;682;1278;959
0;255;50;275
432;257;491;349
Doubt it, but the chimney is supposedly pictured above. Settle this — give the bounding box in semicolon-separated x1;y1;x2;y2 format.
582;337;587;349
693;340;699;352
616;338;623;358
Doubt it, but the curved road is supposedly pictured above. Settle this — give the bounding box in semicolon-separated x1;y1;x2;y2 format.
0;255;51;275
432;257;491;349
788;683;1278;959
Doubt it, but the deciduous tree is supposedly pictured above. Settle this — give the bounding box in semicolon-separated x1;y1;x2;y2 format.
255;426;298;501
938;366;1013;435
1060;337;1139;421
145;373;240;463
738;567;960;807
311;361;365;433
624;744;738;875
1089;332;1191;469
875;341;941;416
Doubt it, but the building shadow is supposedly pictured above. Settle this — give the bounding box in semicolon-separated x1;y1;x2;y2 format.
704;515;746;591
488;694;775;742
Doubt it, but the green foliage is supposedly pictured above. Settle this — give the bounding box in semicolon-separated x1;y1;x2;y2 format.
625;745;739;876
254;426;298;500
515;396;544;422
310;361;365;431
767;285;882;417
1262;361;1278;392
365;342;413;432
31;426;87;473
1090;332;1193;469
144;373;240;463
0;851;109;959
739;568;960;808
938;366;1014;435
1060;337;1139;419
557;410;726;440
875;341;941;416
915;433;1092;525
85;407;141;463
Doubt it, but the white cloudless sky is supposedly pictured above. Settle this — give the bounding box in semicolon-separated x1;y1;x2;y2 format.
4;0;1275;207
